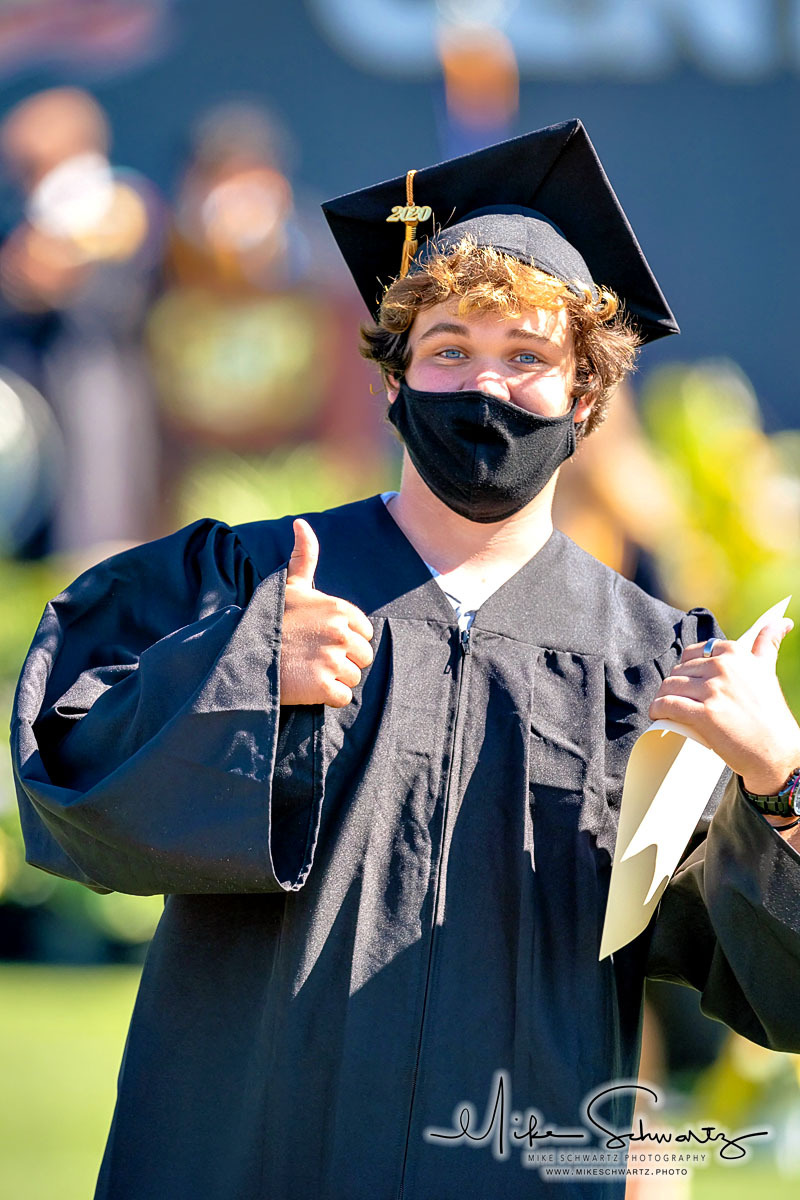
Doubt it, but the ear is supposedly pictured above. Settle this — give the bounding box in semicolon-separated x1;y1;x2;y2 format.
572;373;600;426
386;373;400;404
573;393;596;425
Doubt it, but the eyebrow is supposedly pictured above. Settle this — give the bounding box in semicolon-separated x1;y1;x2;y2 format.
415;321;557;347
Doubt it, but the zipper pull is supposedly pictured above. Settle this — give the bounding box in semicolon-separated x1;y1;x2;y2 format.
460;628;471;656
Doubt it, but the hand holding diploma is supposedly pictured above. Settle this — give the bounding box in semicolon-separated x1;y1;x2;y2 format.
649;614;800;798
601;599;800;960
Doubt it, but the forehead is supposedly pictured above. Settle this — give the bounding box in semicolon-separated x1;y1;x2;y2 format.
408;297;573;346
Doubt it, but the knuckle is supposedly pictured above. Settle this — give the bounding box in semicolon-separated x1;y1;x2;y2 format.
349;636;373;667
321;646;341;671
307;666;327;696
329;618;350;646
705;671;730;700
350;605;373;639
342;658;362;686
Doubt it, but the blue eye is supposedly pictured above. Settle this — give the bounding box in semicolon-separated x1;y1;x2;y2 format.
439;348;465;359
516;353;539;364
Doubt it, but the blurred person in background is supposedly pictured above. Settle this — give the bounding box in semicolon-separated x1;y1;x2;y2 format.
146;101;380;524
0;86;165;557
10;121;800;1200
552;382;675;594
437;18;519;157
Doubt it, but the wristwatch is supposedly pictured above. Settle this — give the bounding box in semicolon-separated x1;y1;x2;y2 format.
741;767;800;818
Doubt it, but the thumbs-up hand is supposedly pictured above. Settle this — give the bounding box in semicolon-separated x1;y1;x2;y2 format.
280;519;375;708
649;618;800;795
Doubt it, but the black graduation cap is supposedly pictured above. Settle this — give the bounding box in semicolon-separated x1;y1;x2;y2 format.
322;119;678;344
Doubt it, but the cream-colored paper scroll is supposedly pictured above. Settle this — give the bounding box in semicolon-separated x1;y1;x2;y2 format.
599;597;792;961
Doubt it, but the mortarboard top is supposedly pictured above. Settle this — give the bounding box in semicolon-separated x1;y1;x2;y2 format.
322;118;678;344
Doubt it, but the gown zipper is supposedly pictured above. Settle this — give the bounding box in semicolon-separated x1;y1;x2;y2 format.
397;623;472;1199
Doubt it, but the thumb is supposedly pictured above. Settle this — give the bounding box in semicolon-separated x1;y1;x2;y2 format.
287;518;319;588
751;618;794;665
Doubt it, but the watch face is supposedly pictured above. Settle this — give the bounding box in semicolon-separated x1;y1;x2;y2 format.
781;767;800;815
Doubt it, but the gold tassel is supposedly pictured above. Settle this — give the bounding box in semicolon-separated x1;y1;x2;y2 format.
399;169;418;277
399;229;418;277
386;168;432;278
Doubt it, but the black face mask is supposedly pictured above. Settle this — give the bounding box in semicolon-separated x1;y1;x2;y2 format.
387;378;580;523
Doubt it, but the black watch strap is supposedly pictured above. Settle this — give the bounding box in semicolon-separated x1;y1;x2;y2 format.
741;767;800;818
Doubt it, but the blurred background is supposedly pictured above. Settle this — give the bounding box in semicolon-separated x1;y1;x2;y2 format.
0;2;798;1198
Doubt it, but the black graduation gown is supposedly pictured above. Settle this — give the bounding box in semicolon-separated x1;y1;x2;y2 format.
10;495;800;1200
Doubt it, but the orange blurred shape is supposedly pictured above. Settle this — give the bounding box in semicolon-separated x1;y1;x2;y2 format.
438;26;519;128
201;167;292;258
0;86;110;190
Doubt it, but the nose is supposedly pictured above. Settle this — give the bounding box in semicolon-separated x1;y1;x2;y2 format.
464;367;511;402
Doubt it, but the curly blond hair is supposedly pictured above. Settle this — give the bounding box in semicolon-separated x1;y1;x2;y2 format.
360;238;641;439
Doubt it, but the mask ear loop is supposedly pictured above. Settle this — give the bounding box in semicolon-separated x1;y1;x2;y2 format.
569;397;586;451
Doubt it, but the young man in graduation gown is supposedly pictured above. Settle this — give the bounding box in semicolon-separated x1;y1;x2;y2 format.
10;121;800;1200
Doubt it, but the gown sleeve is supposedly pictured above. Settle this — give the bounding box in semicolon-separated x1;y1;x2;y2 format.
647;774;800;1053
636;609;800;1053
10;518;325;896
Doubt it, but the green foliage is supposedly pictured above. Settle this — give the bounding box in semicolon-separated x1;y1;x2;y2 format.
176;443;400;529
0;557;68;680
640;362;800;714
